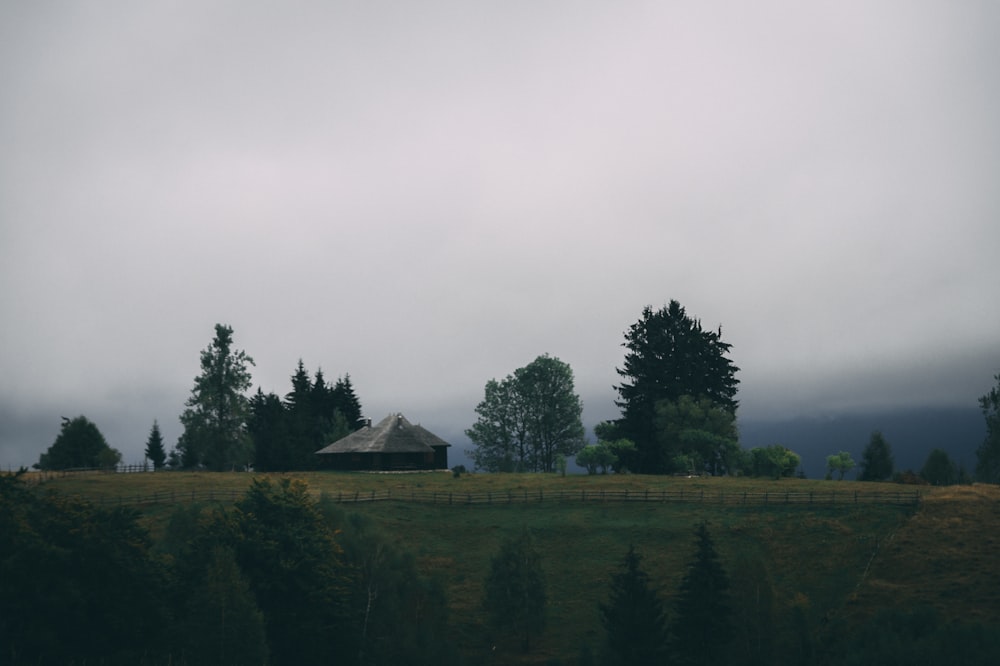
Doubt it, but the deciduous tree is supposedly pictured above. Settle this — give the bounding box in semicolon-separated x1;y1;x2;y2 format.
177;324;255;471
229;478;351;665
483;528;547;652
826;451;856;481
654;395;739;475
859;430;894;481
615;301;739;474
35;415;121;470
467;355;585;472
748;444;801;479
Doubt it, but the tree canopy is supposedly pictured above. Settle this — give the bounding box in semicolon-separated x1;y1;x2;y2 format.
482;527;547;652
921;448;957;486
466;354;585;472
654;395;739;475
177;324;255;471
35;415;120;470
859;430;894;481
615;301;739;474
826;451;856;481
746;444;801;480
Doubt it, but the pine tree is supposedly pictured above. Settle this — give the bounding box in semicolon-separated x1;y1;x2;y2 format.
284;359;318;470
671;522;732;666
332;373;364;430
248;389;290;472
599;545;669;665
144;420;167;470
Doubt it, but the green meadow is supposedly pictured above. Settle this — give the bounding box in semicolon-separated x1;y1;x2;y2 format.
37;471;1000;664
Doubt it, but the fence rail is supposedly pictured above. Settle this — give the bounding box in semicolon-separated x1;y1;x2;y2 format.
76;487;922;508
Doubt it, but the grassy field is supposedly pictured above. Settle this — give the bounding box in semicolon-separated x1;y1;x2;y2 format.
34;470;1000;664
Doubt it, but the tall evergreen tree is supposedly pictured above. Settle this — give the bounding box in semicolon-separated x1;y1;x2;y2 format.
284;359;319;470
332;373;364;429
177;324;255;471
144;420;167;470
975;373;1000;483
615;301;739;474
671;522;732;666
248;389;290;471
859;430;894;481
599;545;670;665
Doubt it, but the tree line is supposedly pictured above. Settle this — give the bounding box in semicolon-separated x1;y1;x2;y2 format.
32;309;1000;484
466;300;1000;485
34;324;364;473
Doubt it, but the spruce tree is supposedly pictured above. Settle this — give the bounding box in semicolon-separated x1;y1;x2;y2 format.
332;373;363;429
144;420;167;470
615;301;739;474
671;522;732;666
248;389;290;471
599;545;669;665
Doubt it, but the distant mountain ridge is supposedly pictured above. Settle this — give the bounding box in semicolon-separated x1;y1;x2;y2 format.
739;406;985;480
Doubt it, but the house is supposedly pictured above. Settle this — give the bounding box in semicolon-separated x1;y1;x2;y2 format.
315;413;451;471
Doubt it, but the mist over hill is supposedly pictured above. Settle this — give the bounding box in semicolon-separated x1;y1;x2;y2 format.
739;406;985;479
439;406;986;479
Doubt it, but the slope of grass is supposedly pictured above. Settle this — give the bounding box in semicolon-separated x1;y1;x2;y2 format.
34;471;975;663
843;483;1000;627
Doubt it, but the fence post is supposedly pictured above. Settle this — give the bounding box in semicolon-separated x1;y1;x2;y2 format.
449;492;453;505
854;491;858;504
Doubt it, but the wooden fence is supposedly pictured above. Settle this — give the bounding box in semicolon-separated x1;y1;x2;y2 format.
82;487;923;508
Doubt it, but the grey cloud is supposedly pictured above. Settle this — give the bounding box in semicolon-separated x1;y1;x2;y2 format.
1;1;997;468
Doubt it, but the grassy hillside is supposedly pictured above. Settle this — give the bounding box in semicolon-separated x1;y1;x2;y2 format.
37;471;999;664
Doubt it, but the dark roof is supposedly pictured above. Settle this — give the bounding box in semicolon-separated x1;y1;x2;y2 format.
315;413;451;455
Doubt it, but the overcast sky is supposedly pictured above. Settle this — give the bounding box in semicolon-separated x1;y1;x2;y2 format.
2;1;998;468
